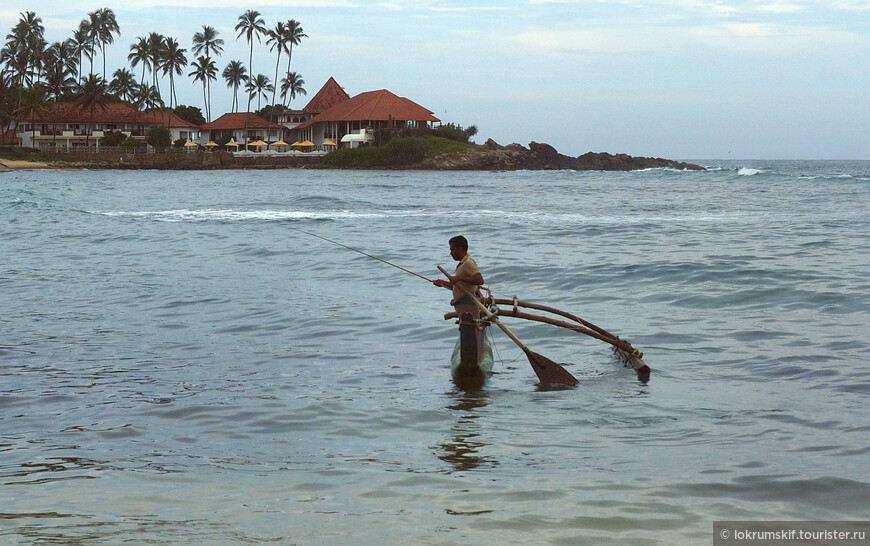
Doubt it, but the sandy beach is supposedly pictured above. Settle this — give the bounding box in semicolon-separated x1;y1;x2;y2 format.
0;159;51;170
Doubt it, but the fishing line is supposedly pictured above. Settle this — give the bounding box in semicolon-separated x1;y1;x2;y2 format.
287;225;436;283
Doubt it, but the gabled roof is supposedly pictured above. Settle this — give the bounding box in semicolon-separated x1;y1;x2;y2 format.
24;102;201;128
302;77;350;114
201;112;285;131
295;89;440;130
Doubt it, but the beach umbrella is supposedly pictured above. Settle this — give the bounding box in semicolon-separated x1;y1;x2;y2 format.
322;140;337;147
272;140;289;148
205;141;219;147
183;140;198;147
249;140;268;147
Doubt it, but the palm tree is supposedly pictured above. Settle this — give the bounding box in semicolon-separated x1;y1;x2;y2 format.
280;71;306;106
235;10;266;145
134;84;163;111
191;25;224;123
246;73;273;111
161;37;187;111
90;8;120;80
3;11;46;87
128;36;150;86
145;32;166;95
222;60;247;113
282;19;307;104
266;22;289;120
74;73;110;149
43;40;78;99
13;82;50;148
71;24;91;85
110;68;137;102
189;56;217;121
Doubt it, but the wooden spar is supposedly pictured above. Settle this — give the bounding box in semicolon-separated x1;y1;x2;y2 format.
438;266;579;386
491;299;627;350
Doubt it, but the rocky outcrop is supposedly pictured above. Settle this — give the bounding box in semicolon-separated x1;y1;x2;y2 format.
419;139;704;171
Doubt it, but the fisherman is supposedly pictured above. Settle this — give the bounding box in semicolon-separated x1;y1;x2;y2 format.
433;235;485;321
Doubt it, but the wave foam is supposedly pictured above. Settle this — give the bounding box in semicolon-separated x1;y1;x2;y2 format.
737;168;764;176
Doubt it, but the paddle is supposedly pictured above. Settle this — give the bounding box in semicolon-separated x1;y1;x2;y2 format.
438;266;579;386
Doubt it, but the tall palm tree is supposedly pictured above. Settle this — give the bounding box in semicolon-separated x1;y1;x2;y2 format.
161;37;187;111
283;19;307;104
90;8;120;80
13;82;50;148
43;40;78;99
74;73;110;149
222;60;247;113
280;71;306;106
110;68;137;102
0;72;16;144
191;25;224;123
71;24;91;86
128;36;150;86
3;11;45;87
235;10;266;145
246;73;273;111
145;32;166;95
266;22;289;119
189;56;217;121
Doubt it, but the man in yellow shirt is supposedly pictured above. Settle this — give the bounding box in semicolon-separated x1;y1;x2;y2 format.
433;235;484;319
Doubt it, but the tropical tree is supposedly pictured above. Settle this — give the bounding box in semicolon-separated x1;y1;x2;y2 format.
235;10;266;145
282;19;307;104
0;72;16;144
3;11;46;87
74;73;110;148
222;60;247;113
161;37;187;111
246;74;273;111
266;21;289;120
71;24;92;85
128;36;150;86
13;82;50;148
145;32;166;95
189;55;217;121
89;8;120;80
133;83;163;111
192;25;223;121
43;40;78;99
109;68;137;102
280;71;306;106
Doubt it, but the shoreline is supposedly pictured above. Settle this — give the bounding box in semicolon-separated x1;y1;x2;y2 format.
0;141;705;172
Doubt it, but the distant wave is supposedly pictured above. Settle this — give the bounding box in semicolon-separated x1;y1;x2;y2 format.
737;167;764;176
94;209;388;222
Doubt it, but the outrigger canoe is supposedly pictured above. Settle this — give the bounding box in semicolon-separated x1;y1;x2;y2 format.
450;311;494;387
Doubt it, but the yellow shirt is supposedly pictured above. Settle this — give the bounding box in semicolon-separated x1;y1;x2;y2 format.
453;254;481;302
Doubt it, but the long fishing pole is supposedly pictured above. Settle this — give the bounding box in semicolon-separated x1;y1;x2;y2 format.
288;226;436;283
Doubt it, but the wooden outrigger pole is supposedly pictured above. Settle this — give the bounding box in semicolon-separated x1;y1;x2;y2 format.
445;296;650;377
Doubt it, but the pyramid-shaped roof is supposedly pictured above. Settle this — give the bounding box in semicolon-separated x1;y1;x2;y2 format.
201;112;285;131
296;89;439;130
302;77;350;114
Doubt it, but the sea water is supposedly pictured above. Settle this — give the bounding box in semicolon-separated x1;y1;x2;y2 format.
2;161;869;544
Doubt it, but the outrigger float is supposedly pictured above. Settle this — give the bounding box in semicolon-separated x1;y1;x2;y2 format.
440;266;649;388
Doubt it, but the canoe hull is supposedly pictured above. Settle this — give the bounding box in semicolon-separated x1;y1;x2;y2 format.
451;312;493;387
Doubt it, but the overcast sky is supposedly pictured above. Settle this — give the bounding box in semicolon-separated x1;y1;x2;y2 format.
3;0;868;159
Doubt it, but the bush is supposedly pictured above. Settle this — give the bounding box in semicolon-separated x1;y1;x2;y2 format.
432;124;478;143
122;136;140;151
321;146;388;168
146;125;171;148
173;105;206;126
100;131;127;147
385;137;426;165
173;138;187;148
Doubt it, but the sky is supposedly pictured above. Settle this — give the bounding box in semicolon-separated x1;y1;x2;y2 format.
2;0;869;159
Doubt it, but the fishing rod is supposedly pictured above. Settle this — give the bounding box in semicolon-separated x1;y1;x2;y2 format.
287;226;436;283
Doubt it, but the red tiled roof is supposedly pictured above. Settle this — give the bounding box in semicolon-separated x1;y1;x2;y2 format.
201;112;285;131
27;102;200;128
296;89;439;130
302;77;350;114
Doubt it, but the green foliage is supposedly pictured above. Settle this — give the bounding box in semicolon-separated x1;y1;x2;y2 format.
173;138;188;148
385;137;426;165
322;135;473;168
256;104;285;121
146;125;171;148
173;105;206;126
100;131;127;147
122;136;140;151
432;123;478;143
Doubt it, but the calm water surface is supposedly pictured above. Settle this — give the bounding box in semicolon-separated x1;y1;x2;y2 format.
2;162;869;544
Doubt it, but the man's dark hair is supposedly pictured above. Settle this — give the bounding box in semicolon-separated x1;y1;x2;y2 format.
449;235;469;250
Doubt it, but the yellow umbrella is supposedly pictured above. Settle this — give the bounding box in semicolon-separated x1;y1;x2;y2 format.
183;140;198;147
299;140;315;147
225;140;239;147
205;141;219;147
290;141;303;147
272;140;289;147
249;139;268;147
322;140;337;147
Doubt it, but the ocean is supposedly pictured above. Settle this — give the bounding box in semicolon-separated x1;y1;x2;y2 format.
2;161;869;544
